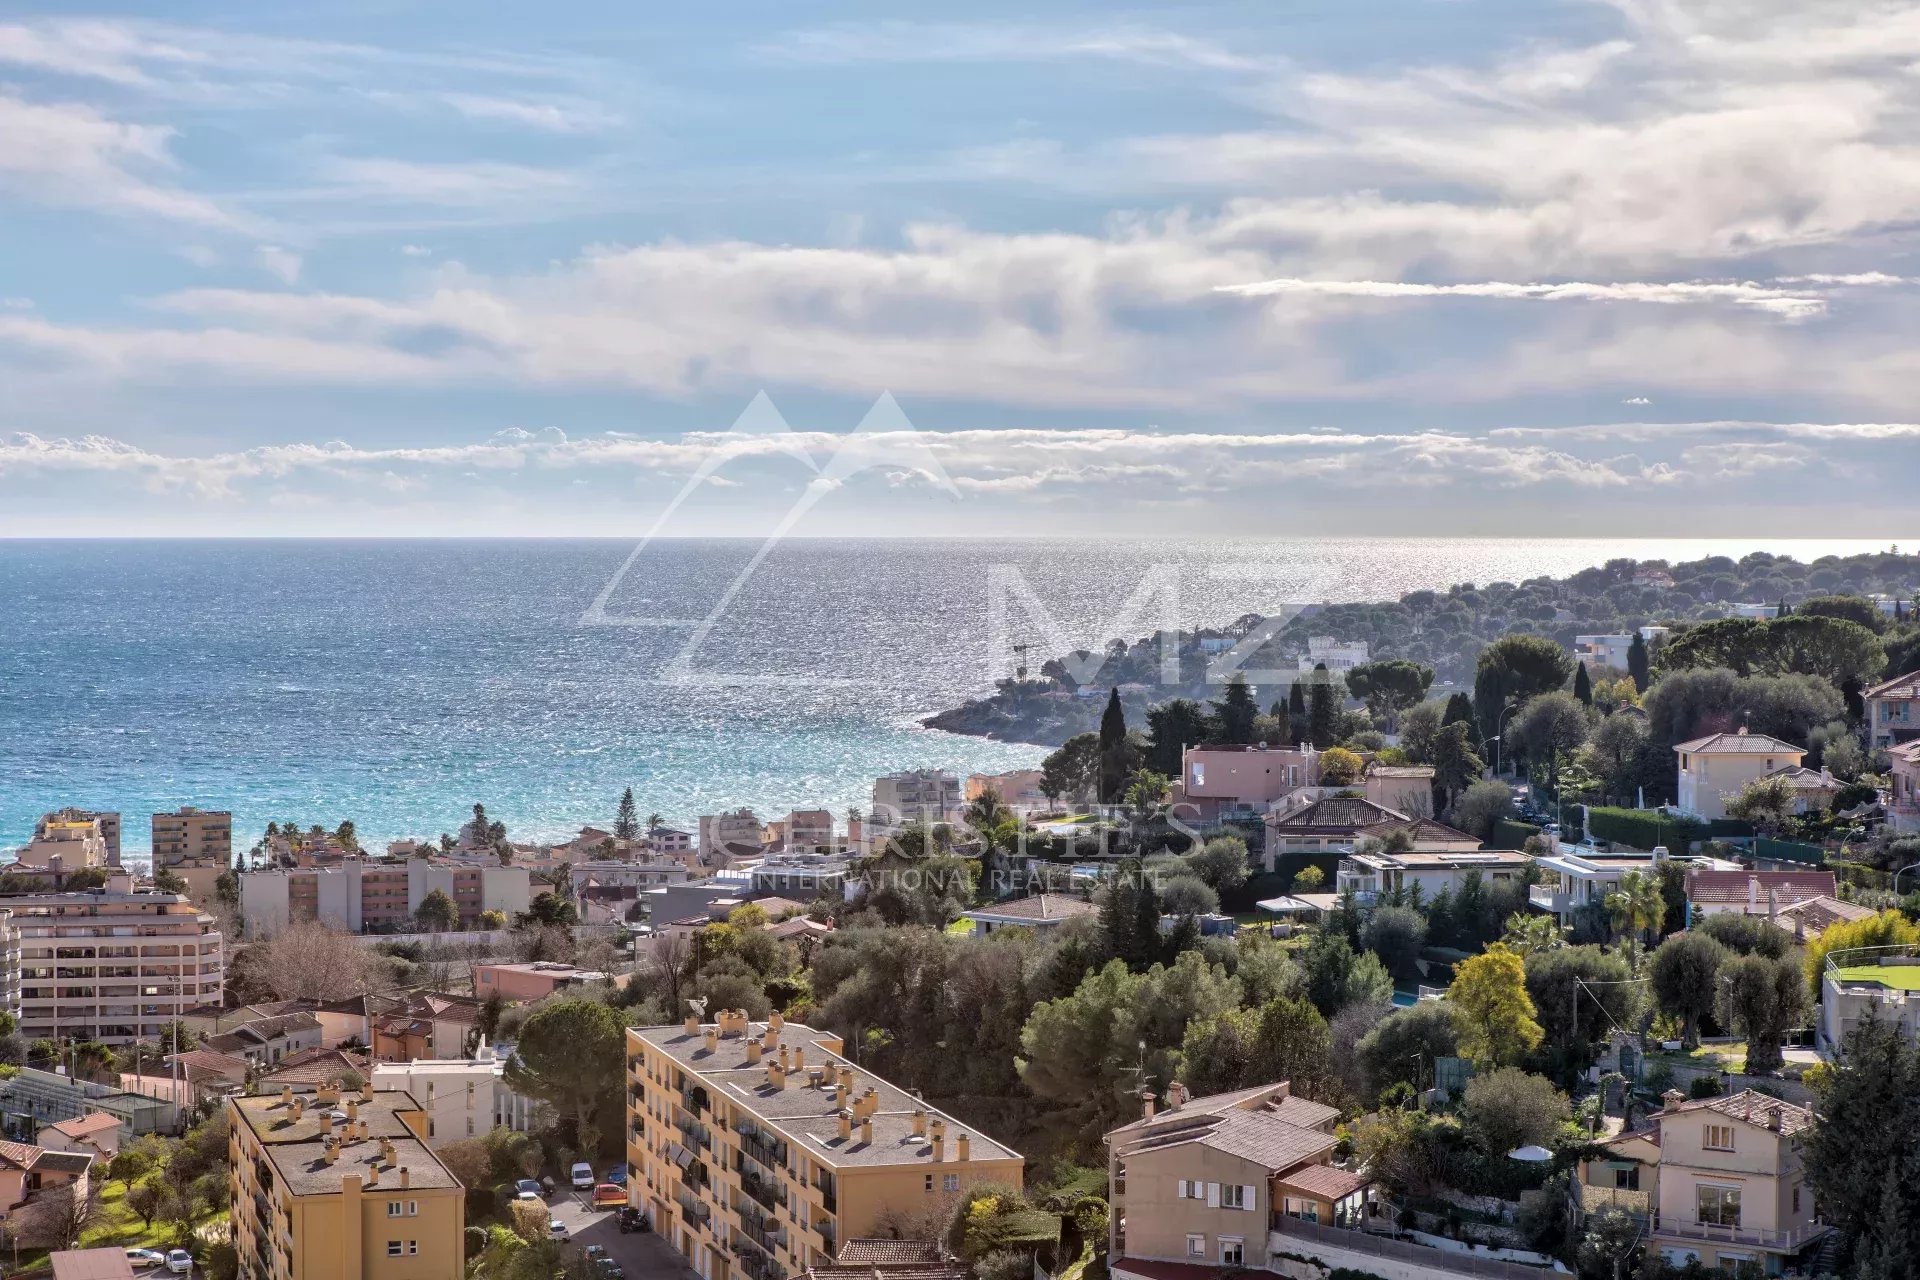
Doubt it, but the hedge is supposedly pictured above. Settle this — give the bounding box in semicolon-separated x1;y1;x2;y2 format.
1587;807;1709;851
1492;819;1542;850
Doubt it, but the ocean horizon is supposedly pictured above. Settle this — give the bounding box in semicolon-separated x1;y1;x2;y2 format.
1;535;1903;859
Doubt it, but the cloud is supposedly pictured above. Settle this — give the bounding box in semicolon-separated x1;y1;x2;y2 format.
0;93;240;228
300;156;583;207
1623;396;1651;404
437;92;617;133
1214;276;1841;318
255;245;302;284
756;22;1274;73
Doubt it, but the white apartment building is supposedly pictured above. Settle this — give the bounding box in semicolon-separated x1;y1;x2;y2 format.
1297;636;1369;675
1573;626;1669;670
371;1050;540;1146
870;769;963;829
0;908;21;1028
749;855;852;901
13;892;224;1045
16;818;112;876
238;859;532;937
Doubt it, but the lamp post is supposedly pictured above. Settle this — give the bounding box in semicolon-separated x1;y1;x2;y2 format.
1494;701;1522;779
1893;860;1920;897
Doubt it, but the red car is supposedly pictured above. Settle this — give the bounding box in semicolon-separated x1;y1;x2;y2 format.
592;1183;627;1209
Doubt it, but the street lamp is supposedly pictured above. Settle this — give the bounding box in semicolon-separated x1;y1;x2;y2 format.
1894;861;1920;897
1493;701;1522;778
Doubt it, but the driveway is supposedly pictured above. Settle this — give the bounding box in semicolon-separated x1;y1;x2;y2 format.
547;1190;699;1280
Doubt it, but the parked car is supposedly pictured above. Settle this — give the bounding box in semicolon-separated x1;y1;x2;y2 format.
126;1250;168;1270
584;1247;608;1262
596;1261;625;1280
514;1178;542;1200
592;1183;626;1209
605;1163;628;1186
549;1219;569;1240
617;1207;650;1234
570;1162;595;1190
166;1250;194;1275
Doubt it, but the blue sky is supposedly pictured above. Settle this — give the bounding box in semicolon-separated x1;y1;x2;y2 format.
2;0;1918;536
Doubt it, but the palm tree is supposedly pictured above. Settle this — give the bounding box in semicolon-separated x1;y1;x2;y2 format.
1604;869;1666;946
1500;911;1567;956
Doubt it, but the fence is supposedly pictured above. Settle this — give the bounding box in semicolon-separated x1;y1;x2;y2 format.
1754;836;1827;866
1271;1215;1564;1278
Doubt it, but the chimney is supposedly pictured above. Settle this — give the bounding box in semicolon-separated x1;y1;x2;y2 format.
366;1163;380;1188
684;1011;700;1036
346;1100;359;1121
1662;1089;1686;1112
361;1084;374;1104
1169;1081;1189;1109
956;1133;971;1162
860;1087;878;1119
1768;1106;1783;1132
319;1113;333;1137
859;1116;873;1146
703;1027;718;1053
399;1167;411;1188
837;1109;853;1141
769;1010;785;1034
281;1086;294;1107
767;1059;786;1089
931;1133;945;1162
1140;1090;1156;1121
291;1097;306;1120
747;1040;763;1065
838;1066;853;1094
780;1045;792;1072
1767;885;1779;919
1748;878;1759;912
380;1137;396;1164
912;1109;927;1138
792;1046;803;1073
323;1140;339;1166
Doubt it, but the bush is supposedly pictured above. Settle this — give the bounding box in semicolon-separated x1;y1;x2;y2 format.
1492;819;1541;850
1587;807;1708;851
1688;1074;1723;1099
974;1251;1034;1280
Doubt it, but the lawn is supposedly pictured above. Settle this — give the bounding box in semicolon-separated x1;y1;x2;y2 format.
1833;964;1920;992
944;919;975;936
78;1179;175;1251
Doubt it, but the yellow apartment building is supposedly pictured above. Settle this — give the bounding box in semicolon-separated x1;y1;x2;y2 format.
228;1084;465;1280
628;1009;1024;1280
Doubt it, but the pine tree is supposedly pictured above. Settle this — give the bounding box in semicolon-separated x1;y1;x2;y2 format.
1308;663;1337;749
1777;595;1790;617
1626;632;1651;694
1098;859;1140;965
1130;870;1163;969
1098;688;1129;804
613;787;640;841
1857;1167;1915;1280
1573;661;1593;707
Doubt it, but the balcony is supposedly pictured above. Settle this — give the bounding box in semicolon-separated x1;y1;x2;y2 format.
1529;885;1571;914
1649;1215;1828;1252
739;1169;786;1213
737;1130;787;1174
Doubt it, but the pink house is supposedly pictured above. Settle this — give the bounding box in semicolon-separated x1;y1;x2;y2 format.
471;960;619;1002
1177;745;1319;825
1891;741;1920;835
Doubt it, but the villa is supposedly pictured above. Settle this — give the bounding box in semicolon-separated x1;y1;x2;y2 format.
1336;848;1530;905
1819;953;1920;1057
1890;741;1920;834
1177;744;1319;826
1673;730;1806;822
1530;846;1737;926
1863;669;1920;749
959;893;1097;936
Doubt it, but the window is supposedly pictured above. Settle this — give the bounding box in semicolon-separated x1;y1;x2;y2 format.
924;1175;934;1192
407;1202;418;1216
387;1202;403;1217
1221;1184;1248;1210
1185;1235;1206;1258
943;1174;960;1193
1703;1125;1735;1152
387;1242;402;1257
466;1117;475;1137
1613;1166;1640;1191
405;1242;418;1256
1220;1239;1244;1267
1791;1184;1801;1214
1696;1185;1741;1228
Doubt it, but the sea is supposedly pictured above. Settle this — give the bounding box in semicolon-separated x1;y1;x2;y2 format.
0;536;1899;860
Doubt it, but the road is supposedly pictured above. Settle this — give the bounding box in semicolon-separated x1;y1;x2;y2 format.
547;1190;701;1280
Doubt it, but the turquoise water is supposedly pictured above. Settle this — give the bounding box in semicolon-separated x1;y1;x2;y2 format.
0;536;1895;857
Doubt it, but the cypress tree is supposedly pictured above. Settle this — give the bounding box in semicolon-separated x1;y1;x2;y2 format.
1288;682;1309;745
1213;675;1259;744
1130;870;1163;968
1626;631;1651;694
1268;699;1293;746
1308;663;1337;749
1443;691;1475;727
1099;858;1140;964
1099;688;1129;804
1573;661;1593;707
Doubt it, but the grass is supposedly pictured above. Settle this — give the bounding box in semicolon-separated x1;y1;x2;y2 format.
1056;1240;1095;1280
77;1180;179;1251
1833;963;1920;992
944;919;975;937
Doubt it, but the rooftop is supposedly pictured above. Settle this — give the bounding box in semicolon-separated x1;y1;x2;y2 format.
1348;848;1529;871
1356;817;1480;846
1685;869;1837;907
1830;962;1920;993
1673;730;1802;755
1108;1082;1338;1173
50;1249;136;1280
631;1018;1022;1171
961;893;1097;923
229;1087;461;1196
1268;797;1409;834
1864;669;1920;699
44;1112;123;1139
1774;895;1876;932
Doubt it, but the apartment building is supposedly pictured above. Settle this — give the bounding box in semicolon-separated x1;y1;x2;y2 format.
0;907;21;1028
749;857;851;903
869;772;963;830
1104;1081;1372;1272
151;807;231;867
627;1009;1023;1280
1574;1090;1824;1272
229;1084;465;1280
239;860;531;937
370;1051;540;1146
1297;636;1369;675
1178;745;1319;826
964;770;1049;813
700;811;768;865
13;892;224;1046
1864;669;1920;749
16;818;112;877
35;811;121;866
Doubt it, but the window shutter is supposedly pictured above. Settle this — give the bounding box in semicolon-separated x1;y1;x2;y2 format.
1177;1180;1189;1199
1206;1182;1220;1208
1241;1184;1255;1209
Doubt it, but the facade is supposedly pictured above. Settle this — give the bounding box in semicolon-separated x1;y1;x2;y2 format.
0;1138;93;1230
1529;848;1728;925
958;894;1098;936
1818;953;1920;1057
371;1051;537;1146
627;1009;1024;1280
1178;746;1318;826
1863;669;1920;749
370;994;483;1063
15;818;112;877
470;961;609;1002
1335;849;1529;904
781;811;836;856
869;772;964;831
150;807;231;868
36;1112;123;1159
1360;766;1434;817
1296;636;1368;675
750;857;851;902
1890;741;1920;834
34;811;121;866
1683;870;1837;922
1574;1091;1824;1273
12;892;223;1045
1104;1081;1371;1272
228;1084;465;1280
700;810;768;864
1262;798;1408;864
239;860;532;937
1673;731;1806;821
204;1012;327;1067
963;770;1049;813
1573;626;1669;671
0;907;20;1028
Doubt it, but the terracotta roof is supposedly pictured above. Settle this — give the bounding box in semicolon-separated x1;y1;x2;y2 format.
1269;797;1407;834
1673;731;1802;755
50;1247;138;1280
809;1267;966;1280
964;893;1097;922
1775;895;1876;932
1863;669;1920;699
1661;1089;1814;1138
1276;1163;1372;1200
1110;1083;1337;1172
1765;766;1838;790
1894;741;1920;763
836;1241;947;1266
45;1113;122;1139
1686;869;1836;907
169;1048;250;1080
766;917;834;940
258;1047;369;1087
1357;818;1478;847
0;1139;43;1169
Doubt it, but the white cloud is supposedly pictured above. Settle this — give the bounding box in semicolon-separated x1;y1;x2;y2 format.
0;93;240;228
400;244;432;257
1623;396;1651;404
437;92;617;133
1214;276;1838;318
255;244;302;284
303;156;582;207
757;22;1274;73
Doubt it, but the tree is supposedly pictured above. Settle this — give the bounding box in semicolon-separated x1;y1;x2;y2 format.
1361;906;1426;979
1399;701;1444;763
1040;733;1101;806
613;787;640;841
1158;874;1218;918
1657;614;1886;687
1291;865;1325;892
1353;1002;1458;1101
64;866;110;891
15;1179;96;1249
1301;929;1359;1016
1604;869;1666;945
1723;772;1798;837
414;888;458;933
1804;1016;1920;1254
1578;1205;1645;1280
1098;689;1130;803
1460;1067;1570;1155
1145;699;1217;776
1448;943;1543;1068
1626;632;1652;693
1345;660;1435;731
1856;1168;1917;1280
478;908;507;929
1501;912;1566;957
1511;692;1590;793
108;1134;166;1192
152;867;188;894
1287;681;1309;744
1442;691;1475;727
1649;931;1729;1048
127;1178;163;1229
1186;837;1250;897
1573;661;1593;707
1318;746;1363;786
1449;779;1512;841
503;998;626;1151
1178;997;1335;1101
1431;723;1485;808
1524;945;1639;1082
263;918;380;1002
1720;952;1807;1075
1211;676;1259;745
1476;635;1576;740
1307;665;1338;749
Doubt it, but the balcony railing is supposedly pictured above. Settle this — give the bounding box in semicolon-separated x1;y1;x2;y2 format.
1649;1215;1828;1251
1529;885;1571;913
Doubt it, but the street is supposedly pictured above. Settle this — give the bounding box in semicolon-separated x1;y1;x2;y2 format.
546;1190;701;1280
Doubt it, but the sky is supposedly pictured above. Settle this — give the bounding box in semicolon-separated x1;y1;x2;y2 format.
2;0;1920;537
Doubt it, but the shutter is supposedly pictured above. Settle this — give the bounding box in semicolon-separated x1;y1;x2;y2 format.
1176;1180;1188;1199
1241;1184;1255;1210
1206;1182;1219;1208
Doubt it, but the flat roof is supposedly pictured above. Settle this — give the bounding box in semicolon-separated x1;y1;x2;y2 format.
632;1021;1021;1171
230;1089;460;1197
1832;964;1920;993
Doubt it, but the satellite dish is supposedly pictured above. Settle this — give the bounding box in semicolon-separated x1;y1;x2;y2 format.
687;996;709;1020
1507;1144;1553;1163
